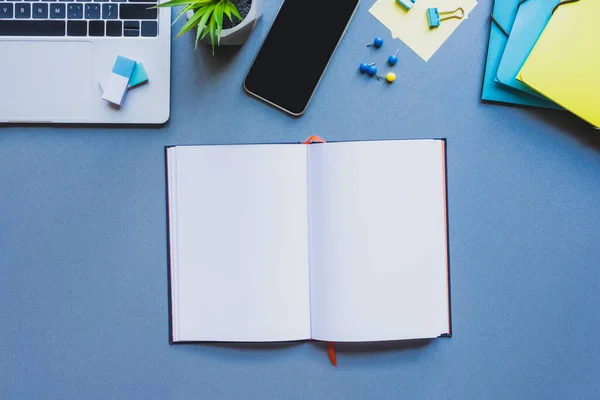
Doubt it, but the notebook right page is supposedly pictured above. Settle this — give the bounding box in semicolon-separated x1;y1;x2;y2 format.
308;140;450;342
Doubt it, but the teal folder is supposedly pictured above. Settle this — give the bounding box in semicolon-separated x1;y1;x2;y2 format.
496;0;561;107
481;0;557;108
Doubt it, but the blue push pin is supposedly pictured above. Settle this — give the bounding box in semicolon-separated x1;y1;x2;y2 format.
396;0;415;10
367;65;382;80
359;62;376;73
426;7;465;29
388;49;399;66
367;37;384;48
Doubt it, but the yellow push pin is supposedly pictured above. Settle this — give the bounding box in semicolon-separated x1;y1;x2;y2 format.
386;72;396;83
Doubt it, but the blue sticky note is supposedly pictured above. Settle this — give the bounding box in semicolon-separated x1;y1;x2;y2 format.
129;62;149;88
496;0;561;104
481;0;558;108
111;56;136;79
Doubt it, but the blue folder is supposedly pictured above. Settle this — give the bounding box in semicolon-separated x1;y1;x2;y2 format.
496;0;560;102
481;0;557;108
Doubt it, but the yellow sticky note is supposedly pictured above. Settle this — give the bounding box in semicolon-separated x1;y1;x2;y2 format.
518;0;600;128
369;0;478;62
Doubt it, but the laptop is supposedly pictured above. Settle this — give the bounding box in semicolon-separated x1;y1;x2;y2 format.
0;2;171;124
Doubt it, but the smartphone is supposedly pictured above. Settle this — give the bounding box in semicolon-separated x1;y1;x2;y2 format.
244;0;360;116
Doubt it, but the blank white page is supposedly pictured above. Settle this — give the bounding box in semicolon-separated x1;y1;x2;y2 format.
168;144;311;342
308;140;449;342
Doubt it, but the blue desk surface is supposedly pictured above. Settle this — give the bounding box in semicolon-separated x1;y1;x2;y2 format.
2;1;600;398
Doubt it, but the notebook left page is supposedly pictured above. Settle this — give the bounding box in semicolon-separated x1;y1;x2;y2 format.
167;144;311;342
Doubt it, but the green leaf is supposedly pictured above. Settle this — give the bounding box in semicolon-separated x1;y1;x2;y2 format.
213;2;223;45
195;23;203;49
193;4;213;46
171;3;196;25
189;0;216;9
223;2;232;21
208;17;216;54
176;7;205;37
177;3;215;38
169;0;215;26
229;2;242;21
200;27;210;40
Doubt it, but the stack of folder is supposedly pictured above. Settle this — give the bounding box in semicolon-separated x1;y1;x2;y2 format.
482;0;599;129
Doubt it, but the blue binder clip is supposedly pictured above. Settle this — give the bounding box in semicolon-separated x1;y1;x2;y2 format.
396;0;415;10
426;7;465;28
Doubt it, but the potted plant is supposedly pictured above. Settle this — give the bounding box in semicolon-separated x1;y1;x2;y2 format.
156;0;261;53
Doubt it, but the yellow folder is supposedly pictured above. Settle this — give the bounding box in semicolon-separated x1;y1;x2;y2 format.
518;0;600;128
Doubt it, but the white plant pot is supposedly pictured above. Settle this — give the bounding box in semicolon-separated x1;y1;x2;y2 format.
186;0;262;46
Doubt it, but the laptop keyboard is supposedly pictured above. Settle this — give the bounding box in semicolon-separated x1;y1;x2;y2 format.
0;0;158;37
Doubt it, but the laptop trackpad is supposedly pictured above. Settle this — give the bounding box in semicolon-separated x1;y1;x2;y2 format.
0;41;92;122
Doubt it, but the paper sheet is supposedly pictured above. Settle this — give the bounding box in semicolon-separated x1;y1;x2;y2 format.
518;0;600;128
369;0;478;62
496;0;559;99
167;145;312;342
308;140;450;342
480;0;557;108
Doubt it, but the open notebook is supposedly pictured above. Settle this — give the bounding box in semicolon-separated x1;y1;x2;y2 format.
166;140;451;343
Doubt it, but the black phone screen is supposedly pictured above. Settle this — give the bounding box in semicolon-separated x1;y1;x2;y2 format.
244;0;360;116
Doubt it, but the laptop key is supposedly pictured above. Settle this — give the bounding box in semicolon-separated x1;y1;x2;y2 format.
0;3;13;18
119;4;156;19
141;20;156;37
84;3;99;18
101;3;115;18
32;2;48;17
0;20;65;35
123;19;138;36
50;2;65;17
89;20;104;36
15;3;30;17
67;2;82;17
67;20;86;35
106;19;121;36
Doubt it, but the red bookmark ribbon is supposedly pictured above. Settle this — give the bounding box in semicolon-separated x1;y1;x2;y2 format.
328;342;337;367
303;136;326;144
